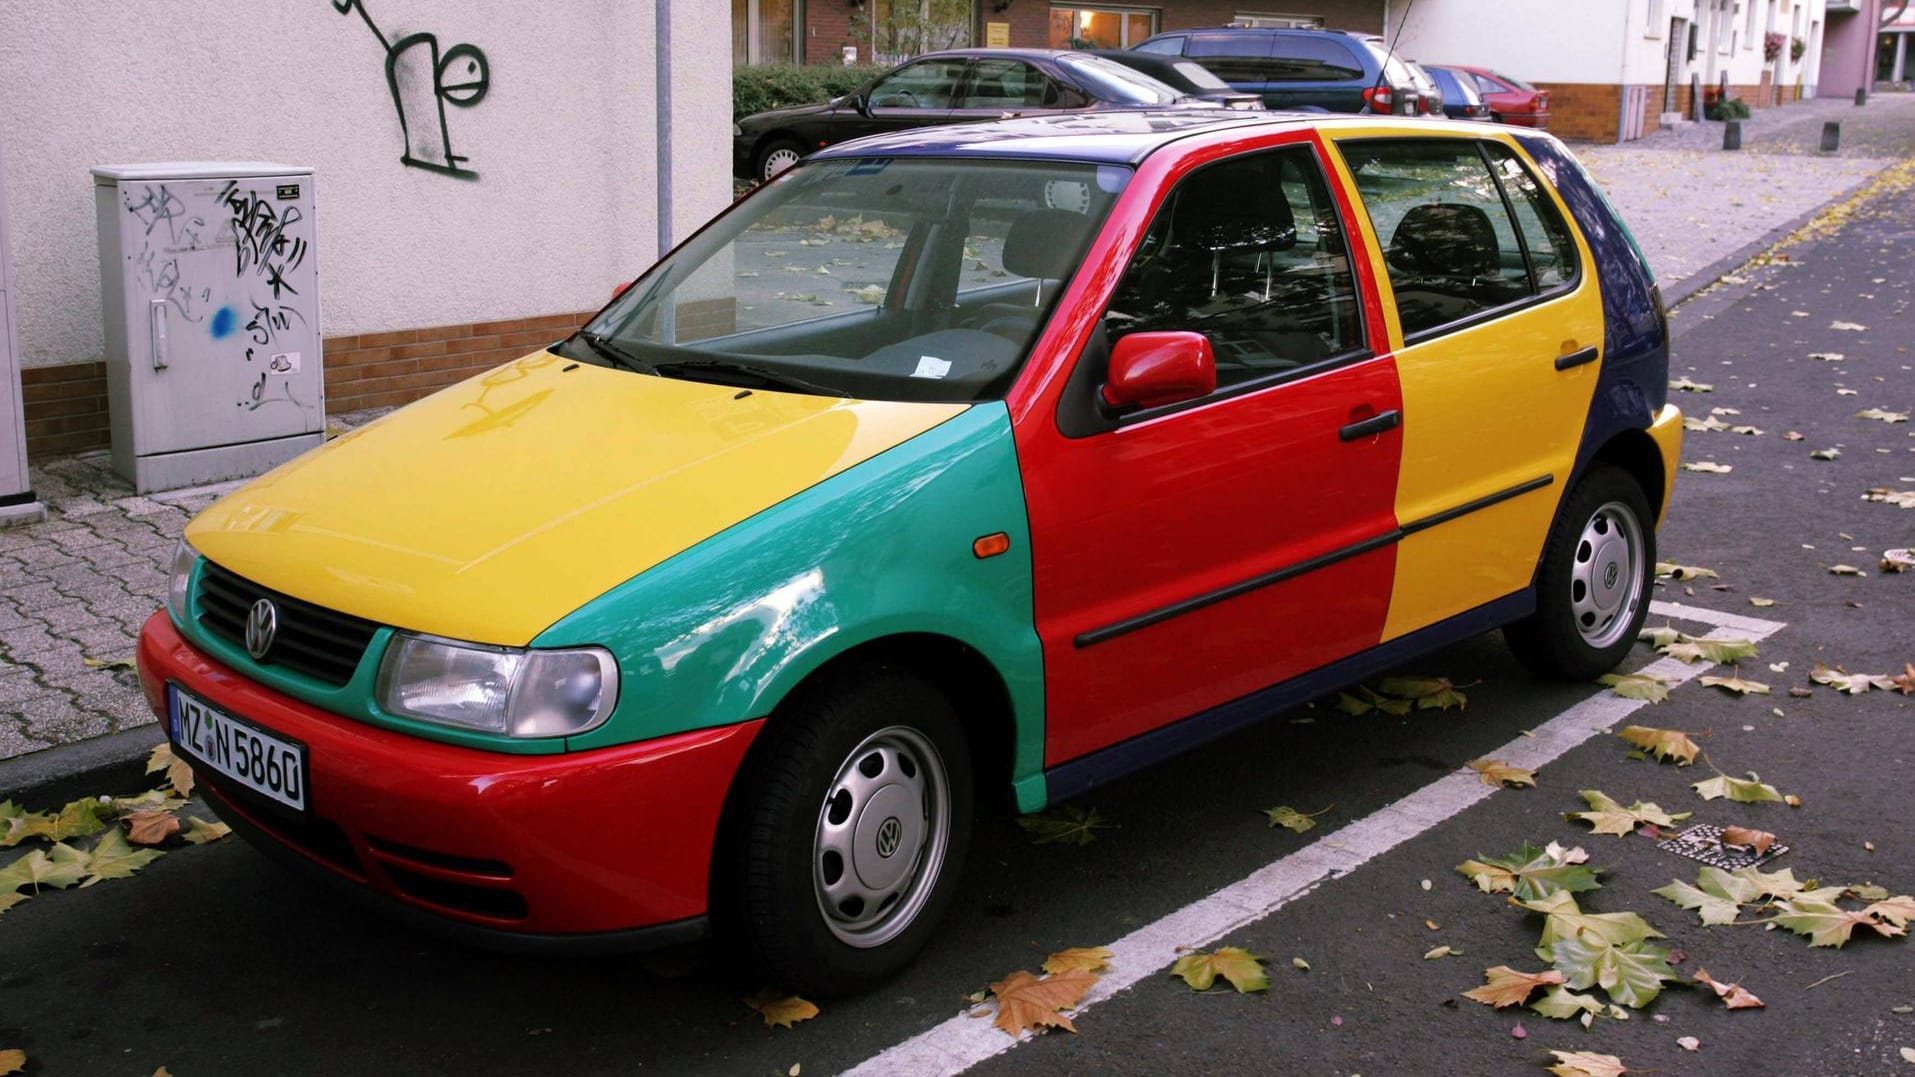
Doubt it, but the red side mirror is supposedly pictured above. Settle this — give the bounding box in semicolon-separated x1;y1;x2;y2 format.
1102;331;1216;412
612;280;633;299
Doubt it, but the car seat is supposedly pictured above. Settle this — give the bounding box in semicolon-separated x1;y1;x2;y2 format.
971;208;1089;341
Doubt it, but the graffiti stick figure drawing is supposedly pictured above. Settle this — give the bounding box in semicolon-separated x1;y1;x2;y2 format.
330;0;490;180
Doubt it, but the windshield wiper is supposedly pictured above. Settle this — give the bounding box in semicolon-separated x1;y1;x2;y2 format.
653;358;849;398
570;330;658;376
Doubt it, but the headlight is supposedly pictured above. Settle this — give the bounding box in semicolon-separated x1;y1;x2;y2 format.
165;538;198;625
376;633;618;739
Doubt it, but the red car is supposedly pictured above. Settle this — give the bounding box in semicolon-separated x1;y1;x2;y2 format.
1443;65;1550;128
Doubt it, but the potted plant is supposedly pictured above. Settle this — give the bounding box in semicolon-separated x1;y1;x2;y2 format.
1763;31;1786;63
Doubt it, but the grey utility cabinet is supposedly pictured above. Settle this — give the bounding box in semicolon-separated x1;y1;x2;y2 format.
93;162;324;493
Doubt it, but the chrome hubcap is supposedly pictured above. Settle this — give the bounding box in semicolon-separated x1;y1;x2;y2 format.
1570;500;1645;649
813;726;949;948
764;148;800;180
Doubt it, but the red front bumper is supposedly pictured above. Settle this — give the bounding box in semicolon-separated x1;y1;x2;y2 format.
136;611;762;940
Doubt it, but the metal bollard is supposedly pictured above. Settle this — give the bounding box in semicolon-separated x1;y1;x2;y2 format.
1821;121;1841;153
1724;120;1742;150
1855;88;1868;106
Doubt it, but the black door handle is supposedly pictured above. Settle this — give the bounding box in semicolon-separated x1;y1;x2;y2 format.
1554;346;1599;371
1339;409;1401;442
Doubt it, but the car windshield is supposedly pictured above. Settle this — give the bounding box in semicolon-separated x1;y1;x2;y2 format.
1170;60;1231;90
1358;40;1415;86
1493;71;1537;92
575;158;1129;403
1057;54;1185;104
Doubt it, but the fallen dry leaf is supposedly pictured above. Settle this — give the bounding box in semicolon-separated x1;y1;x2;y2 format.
1682;461;1733;474
1171;946;1268;993
1041;947;1113;975
1882;549;1914;573
147;743;195;799
1678;1035;1701;1051
1263;804;1330;833
80;829;164;887
1468;759;1536;788
745;990;820;1030
1599;672;1669;704
1719;827;1776;855
1017;805;1113;846
1892;664;1915;696
1548;1048;1630;1077
1828;564;1867;577
1375;675;1468;711
1693;968;1765;1009
1568;790;1690;836
125;810;181;846
1654;562;1718;581
1618;725;1699;765
1811;662;1896;695
1692;773;1785;804
988;968;1095;1036
183;817;231;844
1700;673;1770;696
1462;966;1565;1008
0;1049;21;1076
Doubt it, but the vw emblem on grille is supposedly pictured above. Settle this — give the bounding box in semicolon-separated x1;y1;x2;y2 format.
245;599;279;660
875;817;903;858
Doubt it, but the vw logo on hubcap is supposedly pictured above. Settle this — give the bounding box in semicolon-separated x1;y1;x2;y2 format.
874;817;903;858
1604;562;1620;589
245;599;278;660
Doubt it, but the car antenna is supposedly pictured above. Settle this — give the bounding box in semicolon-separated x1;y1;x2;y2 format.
1371;0;1417;114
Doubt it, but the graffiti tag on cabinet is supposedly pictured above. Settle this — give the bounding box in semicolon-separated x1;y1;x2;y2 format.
330;0;491;180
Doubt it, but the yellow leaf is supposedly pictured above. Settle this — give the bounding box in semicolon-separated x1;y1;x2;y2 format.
0;1049;24;1076
744;990;820;1030
1692;968;1764;1009
1017;805;1113;846
1548;1049;1630;1077
1462;966;1564;1008
1041;947;1113;975
1598;673;1669;704
0;842;90;892
147;743;195;799
80;829;164;887
1423;945;1454;960
1262;805;1328;833
987;968;1094;1036
183;817;232;844
0;892;31;917
1468;759;1535;788
1692;773;1784;804
82;655;137;671
1618;725;1699;765
1699;673;1771;696
1171;946;1268;993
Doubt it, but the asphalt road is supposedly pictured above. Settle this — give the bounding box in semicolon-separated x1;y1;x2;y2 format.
4;174;1914;1077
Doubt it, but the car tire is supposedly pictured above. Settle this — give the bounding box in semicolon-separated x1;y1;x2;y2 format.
754;137;806;183
725;665;974;997
1504;464;1655;681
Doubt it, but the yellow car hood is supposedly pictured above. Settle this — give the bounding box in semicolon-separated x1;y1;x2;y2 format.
186;351;965;645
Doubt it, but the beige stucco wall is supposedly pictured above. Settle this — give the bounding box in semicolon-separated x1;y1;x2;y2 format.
0;0;730;369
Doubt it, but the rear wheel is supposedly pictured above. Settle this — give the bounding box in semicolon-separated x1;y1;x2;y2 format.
1505;465;1655;680
725;666;973;996
754;137;805;182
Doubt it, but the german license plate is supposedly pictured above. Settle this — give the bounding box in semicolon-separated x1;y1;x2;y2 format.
169;686;307;812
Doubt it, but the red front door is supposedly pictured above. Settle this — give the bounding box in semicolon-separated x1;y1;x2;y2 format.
1012;136;1403;768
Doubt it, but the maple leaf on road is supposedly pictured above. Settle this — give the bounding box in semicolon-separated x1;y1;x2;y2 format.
80;829;164;888
1566;790;1690;837
1017;805;1113;846
125;811;181;846
1524;891;1664;954
989;967;1096;1035
1042;947;1113;975
744;990;819;1029
1468;759;1536;788
1772;898;1905;948
1457;841;1600;901
147;743;195;799
1810;662;1896;695
1375;676;1469;711
1530;985;1604;1027
1692;968;1764;1009
0;1049;23;1077
1548;1049;1630;1077
1462;966;1565;1009
1618;725;1698;765
1550;937;1678;1008
0;842;90;893
1692;773;1784;804
1170;946;1268;993
1597;673;1669;704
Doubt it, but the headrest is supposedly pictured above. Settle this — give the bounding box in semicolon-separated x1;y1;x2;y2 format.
1172;165;1297;253
1002;208;1088;280
1389;202;1499;277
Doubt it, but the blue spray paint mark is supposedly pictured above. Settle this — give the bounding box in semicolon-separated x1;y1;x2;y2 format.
210;306;237;339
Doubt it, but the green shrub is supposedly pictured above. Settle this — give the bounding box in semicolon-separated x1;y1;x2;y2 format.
1705;97;1751;121
734;63;891;121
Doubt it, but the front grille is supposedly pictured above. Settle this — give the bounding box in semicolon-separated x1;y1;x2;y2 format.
197;560;380;687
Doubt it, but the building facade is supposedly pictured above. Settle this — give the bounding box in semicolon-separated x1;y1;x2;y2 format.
0;1;729;464
1879;2;1915;85
1395;0;1832;142
734;0;1384;66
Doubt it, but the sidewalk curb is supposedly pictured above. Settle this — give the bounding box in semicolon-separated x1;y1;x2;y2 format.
1660;163;1889;311
0;723;165;808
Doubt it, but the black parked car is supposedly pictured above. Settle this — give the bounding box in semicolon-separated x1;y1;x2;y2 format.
1423;64;1493;121
1132;27;1421;115
732;49;1225;182
1087;50;1263;110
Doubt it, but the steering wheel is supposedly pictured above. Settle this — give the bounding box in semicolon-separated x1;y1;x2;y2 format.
877;90;922;109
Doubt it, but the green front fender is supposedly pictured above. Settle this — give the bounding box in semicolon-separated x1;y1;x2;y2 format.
536;402;1047;808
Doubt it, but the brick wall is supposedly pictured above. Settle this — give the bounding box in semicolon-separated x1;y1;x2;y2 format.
816;0;1387;54
19;311;594;465
1533;82;1623;142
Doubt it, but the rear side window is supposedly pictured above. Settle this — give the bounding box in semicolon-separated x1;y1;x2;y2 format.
1341;139;1561;338
1185;32;1275;82
1264;35;1366;80
1101;146;1364;391
1134;35;1186;55
960;59;1062;109
1484;143;1578;290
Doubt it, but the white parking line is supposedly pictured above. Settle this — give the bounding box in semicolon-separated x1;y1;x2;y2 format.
839;601;1786;1077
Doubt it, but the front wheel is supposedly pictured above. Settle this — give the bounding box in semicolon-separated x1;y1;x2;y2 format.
1504;465;1655;680
725;667;973;996
754;137;805;182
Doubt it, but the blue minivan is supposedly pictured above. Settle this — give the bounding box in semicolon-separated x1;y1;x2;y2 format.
1133;27;1422;115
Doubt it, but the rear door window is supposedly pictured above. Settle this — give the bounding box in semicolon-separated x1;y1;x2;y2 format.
1483;143;1578;290
1185;33;1276;83
959;59;1063;109
1264;36;1367;80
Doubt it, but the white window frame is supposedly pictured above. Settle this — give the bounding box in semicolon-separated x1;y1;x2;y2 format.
1049;4;1162;49
736;0;805;64
1645;0;1666;38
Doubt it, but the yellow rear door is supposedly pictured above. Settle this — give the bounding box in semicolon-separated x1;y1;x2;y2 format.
1326;128;1604;639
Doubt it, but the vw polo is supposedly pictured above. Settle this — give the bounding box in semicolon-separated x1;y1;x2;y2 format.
139;111;1680;995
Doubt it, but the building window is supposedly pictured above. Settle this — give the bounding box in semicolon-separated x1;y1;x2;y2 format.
1646;0;1665;36
733;0;802;65
1231;12;1325;28
1049;5;1159;49
872;0;976;65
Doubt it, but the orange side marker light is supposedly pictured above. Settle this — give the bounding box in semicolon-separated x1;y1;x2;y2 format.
973;533;1011;559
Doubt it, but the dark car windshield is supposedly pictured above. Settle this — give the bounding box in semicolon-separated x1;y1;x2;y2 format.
575;158;1129;403
1056;54;1186;104
1492;71;1538;92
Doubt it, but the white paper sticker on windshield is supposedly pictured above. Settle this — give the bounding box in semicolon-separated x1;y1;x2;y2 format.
911;355;952;379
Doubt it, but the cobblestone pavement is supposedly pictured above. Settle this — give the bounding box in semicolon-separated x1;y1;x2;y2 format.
4;97;1913;763
1572;92;1915;290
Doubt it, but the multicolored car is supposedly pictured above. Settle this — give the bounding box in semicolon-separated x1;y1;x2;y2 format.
138;111;1680;995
